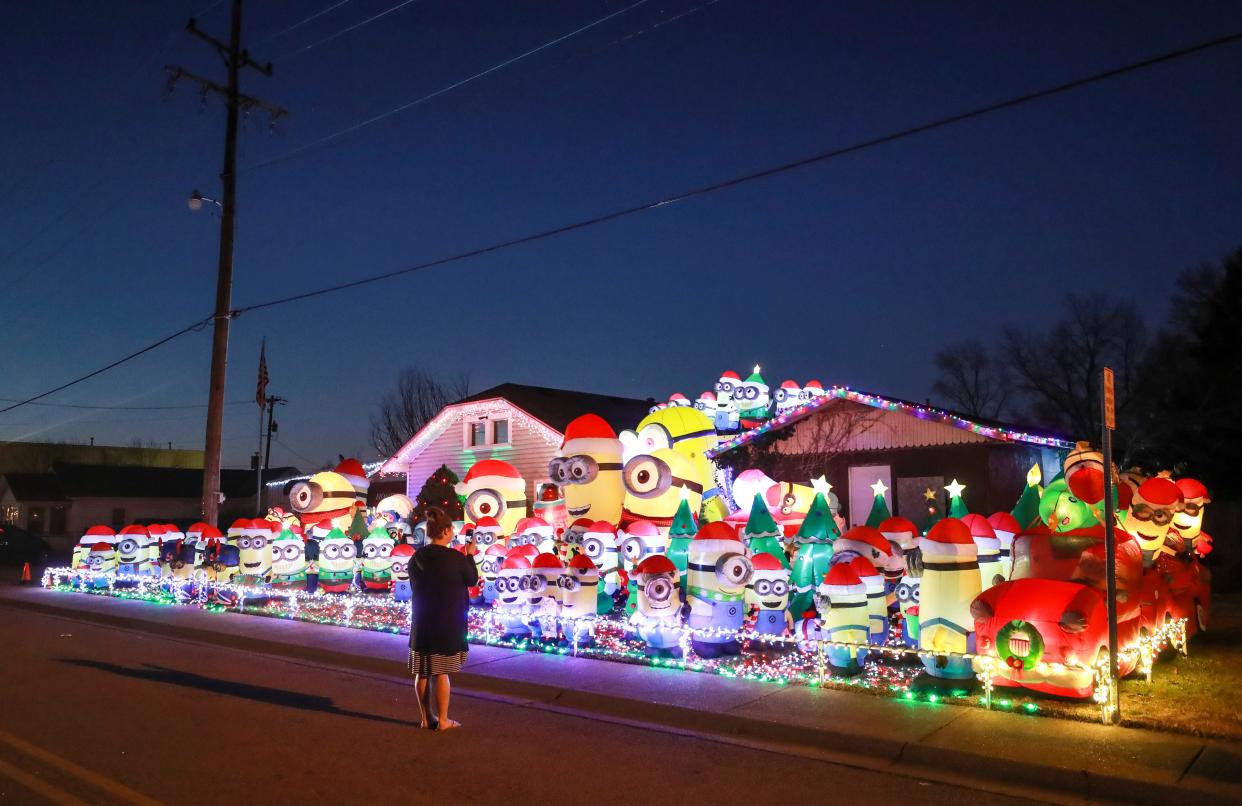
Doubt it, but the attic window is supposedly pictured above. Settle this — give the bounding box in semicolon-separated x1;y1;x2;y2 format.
468;422;487;447
492;419;509;445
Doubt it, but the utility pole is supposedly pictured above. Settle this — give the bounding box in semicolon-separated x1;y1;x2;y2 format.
263;395;286;470
1101;367;1120;724
167;0;285;525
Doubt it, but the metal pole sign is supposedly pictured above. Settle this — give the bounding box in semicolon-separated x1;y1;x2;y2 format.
1101;367;1120;723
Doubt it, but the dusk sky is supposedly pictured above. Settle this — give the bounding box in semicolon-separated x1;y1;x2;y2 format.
2;0;1240;470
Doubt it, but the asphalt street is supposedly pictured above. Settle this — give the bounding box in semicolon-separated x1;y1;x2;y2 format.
0;605;1042;805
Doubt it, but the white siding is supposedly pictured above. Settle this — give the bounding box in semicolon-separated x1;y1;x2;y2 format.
400;402;561;502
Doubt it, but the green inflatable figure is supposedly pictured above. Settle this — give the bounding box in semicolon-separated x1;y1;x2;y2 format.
1011;463;1044;530
743;494;788;569
1039;477;1101;533
789;492;839;617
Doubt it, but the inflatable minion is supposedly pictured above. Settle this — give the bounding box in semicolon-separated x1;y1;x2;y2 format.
237;527;273;585
359;528;396;591
686;521;752;658
495;552;535;641
316;528;357;593
114;525;150;576
558;553;599;648
621;407;723;521
551;414;625;525
621;449;704;529
746;551;793;644
848;556;889;646
268;529;310;589
986;512;1020;581
734;367;771;428
456;460;527;537
74;525;114;571
918;518;980;680
580;521;621;612
290;471;358;531
478;543;508;605
961;514;1003;590
773;380;802;414
619;519;668;616
390;544;414;601
816;564;869;676
713;370;742;431
86;542;116;588
530;553;565;642
630;554;684;656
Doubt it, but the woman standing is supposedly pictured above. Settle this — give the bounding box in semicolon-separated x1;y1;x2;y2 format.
408;507;478;731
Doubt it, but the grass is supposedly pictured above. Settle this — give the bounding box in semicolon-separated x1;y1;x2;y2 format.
1115;593;1242;740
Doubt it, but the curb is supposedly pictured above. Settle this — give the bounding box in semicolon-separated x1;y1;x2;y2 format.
3;592;1232;805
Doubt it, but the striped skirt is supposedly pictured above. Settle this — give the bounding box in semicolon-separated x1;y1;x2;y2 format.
408;647;468;677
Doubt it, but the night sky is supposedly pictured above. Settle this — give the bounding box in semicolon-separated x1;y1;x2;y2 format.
2;0;1240;469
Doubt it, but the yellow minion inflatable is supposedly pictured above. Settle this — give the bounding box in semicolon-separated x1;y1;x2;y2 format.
621;448;703;529
620;406;726;521
289;471;357;531
456;459;528;537
549;414;625;525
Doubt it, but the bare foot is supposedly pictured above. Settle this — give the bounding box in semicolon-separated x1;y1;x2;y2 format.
418;719;430;729
437;719;461;731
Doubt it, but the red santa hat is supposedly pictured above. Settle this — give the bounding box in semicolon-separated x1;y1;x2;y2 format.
750;551;785;572
623;520;661;539
694;521;740;542
568;553;598;572
90;542;116;554
847;556;882;587
200;524;224;540
501;553;532;570
922;518;977;560
334;458;370;496
310;520;334;540
118;524;149;538
635;554;677;575
485;543;509;559
586;521;617;537
878;516;918;543
986;512;1021;538
463;460;522;484
560;413;618;449
1175;478;1209;503
720;370;740;381
569;517;594;530
838;526;891;556
1136;477;1182;507
391;544;414;559
511;544;539;559
532;552;564;570
961;513;997;539
779;379;799;392
697;391;716;403
474;516;501;531
804;380;824;393
668;393;690;406
820;564;865;596
83;525;115;538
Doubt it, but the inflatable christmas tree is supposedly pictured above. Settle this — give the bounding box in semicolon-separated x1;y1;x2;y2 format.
665;493;697;579
789;491;839;617
743;493;788;568
1011;463;1043;529
863;480;892;528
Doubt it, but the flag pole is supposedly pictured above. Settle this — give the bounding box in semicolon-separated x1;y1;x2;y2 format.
255;339;268;517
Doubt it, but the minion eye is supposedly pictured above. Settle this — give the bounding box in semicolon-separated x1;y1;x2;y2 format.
341;543;356;559
467;489;504;521
323;544;340;560
716;553;752;585
645;577;672;602
290;481;323;513
623;456;670;499
582;537;604;559
620;538;642;561
379;543;392;556
364;544;377;557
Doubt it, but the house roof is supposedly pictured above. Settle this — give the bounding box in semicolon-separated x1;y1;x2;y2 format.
34;463;302;500
3;472;66;502
455;384;651;434
380;383;652;474
708;385;1073;457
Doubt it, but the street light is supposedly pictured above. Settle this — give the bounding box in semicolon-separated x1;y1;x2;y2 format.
188;189;222;211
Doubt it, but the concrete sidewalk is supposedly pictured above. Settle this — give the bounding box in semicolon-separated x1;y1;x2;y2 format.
3;582;1237;805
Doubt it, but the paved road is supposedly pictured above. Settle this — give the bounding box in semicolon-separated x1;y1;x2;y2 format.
0;605;1041;805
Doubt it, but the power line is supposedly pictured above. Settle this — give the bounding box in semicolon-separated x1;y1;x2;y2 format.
273;0;420;59
3;29;1239;416
250;0;651;171
0;317;213;415
237;29;1242;313
0;398;252;411
257;0;358;44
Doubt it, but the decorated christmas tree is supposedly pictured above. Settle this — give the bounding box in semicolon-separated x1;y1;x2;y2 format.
863;480;892;528
743;493;787;568
346;506;369;542
414;464;463;522
945;479;969;519
665;491;698;578
789;491;839;616
1011;463;1043;529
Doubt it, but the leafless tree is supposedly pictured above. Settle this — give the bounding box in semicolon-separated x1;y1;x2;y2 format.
777;400;886;479
931;339;1010;421
1001;294;1146;439
370;369;470;456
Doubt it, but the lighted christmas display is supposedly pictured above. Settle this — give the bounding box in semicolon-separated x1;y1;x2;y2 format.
42;392;1214;724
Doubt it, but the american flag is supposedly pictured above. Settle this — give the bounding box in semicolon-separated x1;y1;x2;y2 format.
256;340;269;409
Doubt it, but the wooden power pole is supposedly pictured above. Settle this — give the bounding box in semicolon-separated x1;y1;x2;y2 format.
167;0;285;525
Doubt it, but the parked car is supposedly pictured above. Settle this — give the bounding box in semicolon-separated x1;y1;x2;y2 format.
0;524;51;566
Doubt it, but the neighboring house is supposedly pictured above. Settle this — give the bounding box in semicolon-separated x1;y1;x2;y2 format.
709;387;1073;527
378;383;652;500
0;462;300;548
0;440;203;475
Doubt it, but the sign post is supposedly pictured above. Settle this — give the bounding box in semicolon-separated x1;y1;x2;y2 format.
1101;367;1120;723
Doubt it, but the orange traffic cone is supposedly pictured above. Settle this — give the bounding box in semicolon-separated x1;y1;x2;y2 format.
19;562;32;584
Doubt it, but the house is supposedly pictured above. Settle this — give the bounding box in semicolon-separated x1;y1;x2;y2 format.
378;383;652;501
0;462;300;549
708;386;1073;528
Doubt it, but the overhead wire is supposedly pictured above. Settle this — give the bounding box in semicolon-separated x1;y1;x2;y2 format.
3;29;1240;416
249;0;652;171
257;0;358;44
273;0;421;59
